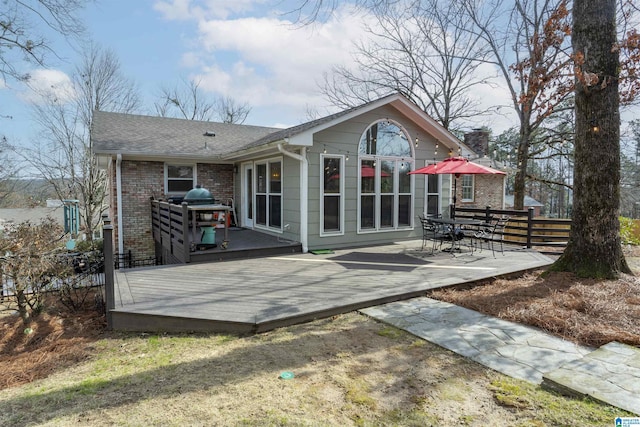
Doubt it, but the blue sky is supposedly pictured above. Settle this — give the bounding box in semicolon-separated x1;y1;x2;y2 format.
3;0;638;155
2;0;379;147
18;0;632;156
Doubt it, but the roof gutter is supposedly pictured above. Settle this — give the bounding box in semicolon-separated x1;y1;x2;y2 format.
221;140;284;161
116;153;124;260
277;143;308;253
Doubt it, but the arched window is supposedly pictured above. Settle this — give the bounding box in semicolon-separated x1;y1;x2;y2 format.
358;120;414;232
358;120;412;157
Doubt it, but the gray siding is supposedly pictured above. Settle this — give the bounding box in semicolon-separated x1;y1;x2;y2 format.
306;104;453;250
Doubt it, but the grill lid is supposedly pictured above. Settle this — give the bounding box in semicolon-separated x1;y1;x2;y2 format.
183;185;215;205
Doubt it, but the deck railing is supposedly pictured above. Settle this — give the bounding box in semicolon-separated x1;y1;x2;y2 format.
451;205;571;251
151;200;191;263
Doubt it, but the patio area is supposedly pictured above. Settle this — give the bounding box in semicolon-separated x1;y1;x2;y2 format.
110;240;554;334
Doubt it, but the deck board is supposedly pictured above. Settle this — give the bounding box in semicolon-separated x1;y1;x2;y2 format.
111;240;554;333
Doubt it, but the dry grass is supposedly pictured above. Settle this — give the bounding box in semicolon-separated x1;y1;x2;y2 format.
0;313;624;426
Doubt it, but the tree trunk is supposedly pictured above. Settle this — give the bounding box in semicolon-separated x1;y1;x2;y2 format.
552;0;631;278
16;288;31;326
513;125;530;210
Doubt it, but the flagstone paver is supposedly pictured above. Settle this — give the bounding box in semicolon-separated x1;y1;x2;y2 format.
361;297;640;415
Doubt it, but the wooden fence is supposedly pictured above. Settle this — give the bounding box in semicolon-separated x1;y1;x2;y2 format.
148;200;570;263
452;206;571;251
151;200;190;263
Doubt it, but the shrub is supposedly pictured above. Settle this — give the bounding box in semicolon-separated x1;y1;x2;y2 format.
620;217;640;246
74;239;103;253
0;218;72;325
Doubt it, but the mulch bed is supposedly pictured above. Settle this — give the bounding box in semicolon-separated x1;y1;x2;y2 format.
0;291;106;390
428;268;640;348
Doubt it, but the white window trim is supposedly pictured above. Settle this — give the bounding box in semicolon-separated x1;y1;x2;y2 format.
357;156;414;234
356;119;415;234
423;160;442;218
461;174;475;202
254;156;283;233
164;163;197;194
320;154;345;237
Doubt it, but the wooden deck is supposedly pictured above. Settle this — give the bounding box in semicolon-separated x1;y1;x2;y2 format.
183;227;302;263
151;200;302;263
111;241;554;334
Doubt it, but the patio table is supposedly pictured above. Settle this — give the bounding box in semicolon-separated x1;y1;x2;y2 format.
429;217;484;253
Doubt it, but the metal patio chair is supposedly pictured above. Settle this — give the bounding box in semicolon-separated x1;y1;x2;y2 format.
476;216;510;257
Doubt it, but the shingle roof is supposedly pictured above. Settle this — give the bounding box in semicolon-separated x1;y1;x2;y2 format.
504;195;544;207
92;111;282;158
91;93;455;160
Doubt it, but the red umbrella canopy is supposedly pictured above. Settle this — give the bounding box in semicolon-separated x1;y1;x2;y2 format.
409;157;505;176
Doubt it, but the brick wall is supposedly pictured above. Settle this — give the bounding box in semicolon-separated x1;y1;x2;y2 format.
456;174;504;210
109;160;234;260
464;129;489;156
197;164;234;204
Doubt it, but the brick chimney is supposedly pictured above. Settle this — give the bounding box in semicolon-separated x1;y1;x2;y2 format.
464;129;489;156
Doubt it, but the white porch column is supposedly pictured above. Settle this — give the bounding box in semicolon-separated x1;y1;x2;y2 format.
277;144;308;253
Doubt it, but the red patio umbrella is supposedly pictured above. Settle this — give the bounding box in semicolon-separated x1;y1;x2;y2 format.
409;156;505;205
410;156;505;176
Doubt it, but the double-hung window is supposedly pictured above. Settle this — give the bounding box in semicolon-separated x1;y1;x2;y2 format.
461;175;474;202
423;161;441;217
321;155;344;235
358;120;414;232
165;164;196;194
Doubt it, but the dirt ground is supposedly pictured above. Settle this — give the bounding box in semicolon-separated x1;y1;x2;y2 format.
1;249;639;424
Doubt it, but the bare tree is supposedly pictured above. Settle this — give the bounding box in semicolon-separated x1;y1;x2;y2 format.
215;95;251;124
154;78;251;124
0;1;90;142
0;217;70;325
552;0;632;278
461;0;574;209
0;136;19;206
19;45;140;241
0;0;88;85
154;78;216;121
321;0;494;131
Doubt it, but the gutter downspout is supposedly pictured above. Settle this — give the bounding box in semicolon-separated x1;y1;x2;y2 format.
116;154;124;259
277;143;308;253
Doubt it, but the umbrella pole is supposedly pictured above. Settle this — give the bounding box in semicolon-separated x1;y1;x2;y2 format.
451;175;458;218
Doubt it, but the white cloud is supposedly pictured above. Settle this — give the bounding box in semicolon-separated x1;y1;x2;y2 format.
155;1;520;131
154;0;266;21
154;0;200;21
187;6;369;119
180;51;204;68
19;69;75;105
464;63;518;134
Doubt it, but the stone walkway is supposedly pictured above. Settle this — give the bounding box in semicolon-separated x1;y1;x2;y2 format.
361;297;640;415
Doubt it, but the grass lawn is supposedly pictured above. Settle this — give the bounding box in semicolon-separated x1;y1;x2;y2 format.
0;308;630;426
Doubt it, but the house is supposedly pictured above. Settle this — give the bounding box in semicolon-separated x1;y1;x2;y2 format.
92;93;506;261
0;205;64;235
505;195;545;217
